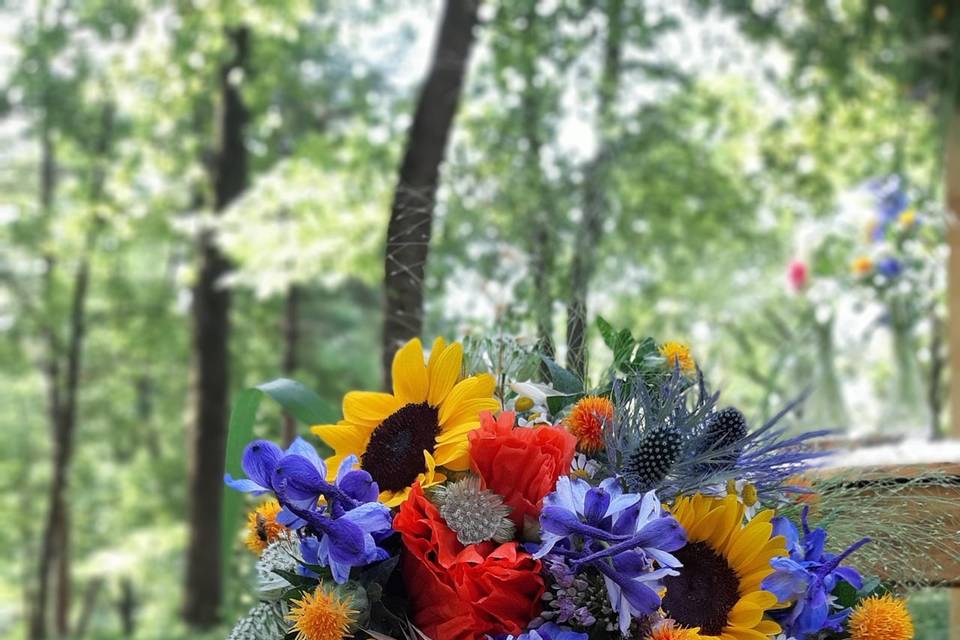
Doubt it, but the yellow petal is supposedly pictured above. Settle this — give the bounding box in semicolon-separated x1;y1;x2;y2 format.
728;601;764;628
343;391;401;426
434;442;471;470
427;341;463;407
754;620;781;635
310;422;370;455
439;377;480;423
440;398;501;429
436;421;481;444
392;338;428;404
728;523;773;568
471;372;496;397
427;336;447;371
724;628;768;640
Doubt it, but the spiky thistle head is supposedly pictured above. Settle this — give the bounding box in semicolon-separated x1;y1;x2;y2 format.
227;602;289;640
697;406;749;470
432;476;515;545
848;594;914;640
622;424;683;493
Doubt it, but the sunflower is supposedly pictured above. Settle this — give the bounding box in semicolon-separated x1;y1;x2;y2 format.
311;337;499;507
662;494;786;640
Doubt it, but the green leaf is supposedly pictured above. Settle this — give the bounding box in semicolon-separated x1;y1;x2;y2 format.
547;392;583;415
541;356;583;394
272;568;320;588
220;387;263;590
257;377;339;426
221;378;336;589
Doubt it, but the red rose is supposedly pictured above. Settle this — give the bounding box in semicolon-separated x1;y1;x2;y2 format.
468;411;576;530
393;483;544;640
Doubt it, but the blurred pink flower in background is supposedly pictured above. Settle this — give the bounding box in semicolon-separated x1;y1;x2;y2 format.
788;259;808;292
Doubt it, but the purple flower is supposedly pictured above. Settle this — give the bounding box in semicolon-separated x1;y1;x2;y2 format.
492;623;588;640
876;257;903;279
226;437;334;495
762;507;868;637
297;501;393;583
226;437;393;584
534;477;686;635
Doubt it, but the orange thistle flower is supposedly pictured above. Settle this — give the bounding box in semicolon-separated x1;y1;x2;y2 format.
647;620;702;640
244;498;286;554
659;341;695;375
287;584;357;640
565;396;614;453
848;594;914;640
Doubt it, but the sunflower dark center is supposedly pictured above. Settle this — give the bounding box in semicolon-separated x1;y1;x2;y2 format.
361;402;440;493
660;541;741;635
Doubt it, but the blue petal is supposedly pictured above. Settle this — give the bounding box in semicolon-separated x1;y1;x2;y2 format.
223;473;268;494
633;516;686;551
340;502;393;534
241;440;284;489
832;565;863;590
273;454;331;503
583;488;611;525
277;506;307;529
804;528;827;561
762;566;808;602
613;550;650;576
772;515;800;555
286;436;327;476
336;455;360;483
338;469;379;503
540;506;621;542
324;518;368;565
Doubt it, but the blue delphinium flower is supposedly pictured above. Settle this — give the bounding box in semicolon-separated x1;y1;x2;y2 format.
533;477;686;635
491;623;588;640
762;506;869;637
876;256;903;279
868;175;909;240
225;438;393;584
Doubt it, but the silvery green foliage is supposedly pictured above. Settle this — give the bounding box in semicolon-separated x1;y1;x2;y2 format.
256;538;299;601
226;601;288;640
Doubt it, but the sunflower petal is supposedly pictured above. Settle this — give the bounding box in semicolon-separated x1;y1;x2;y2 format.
342;391;401;426
392;338;428;404
440;398;501;429
427;341;463;407
310;422;371;455
427;336;447;370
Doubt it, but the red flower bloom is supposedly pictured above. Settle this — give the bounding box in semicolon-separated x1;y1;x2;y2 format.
468;411;577;531
787;258;808;292
393;484;544;640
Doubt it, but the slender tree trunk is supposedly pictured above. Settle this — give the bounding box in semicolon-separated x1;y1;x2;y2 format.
382;0;481;385
118;578;136;636
30;117;58;640
566;0;625;380
183;26;249;628
282;284;300;444
518;4;555;369
31;100;108;639
73;578;103;639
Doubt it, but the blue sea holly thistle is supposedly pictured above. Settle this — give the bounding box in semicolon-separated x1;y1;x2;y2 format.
762;507;869;637
533;477;686;635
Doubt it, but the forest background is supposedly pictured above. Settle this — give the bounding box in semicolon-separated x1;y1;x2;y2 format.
1;1;957;638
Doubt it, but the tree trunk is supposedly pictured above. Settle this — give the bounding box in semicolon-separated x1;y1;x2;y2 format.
183;26;249;629
31;101;109;639
382;0;481;385
29;115;58;640
282;284;300;444
565;0;626;380
518;2;555;369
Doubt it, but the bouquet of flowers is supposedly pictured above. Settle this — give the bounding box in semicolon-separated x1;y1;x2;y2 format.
224;325;917;640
